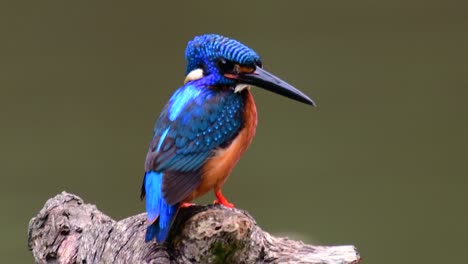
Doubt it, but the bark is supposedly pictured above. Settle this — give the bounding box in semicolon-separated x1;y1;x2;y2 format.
28;192;361;264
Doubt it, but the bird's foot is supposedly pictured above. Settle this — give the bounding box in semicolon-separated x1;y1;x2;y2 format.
213;200;234;208
214;190;234;208
180;202;195;208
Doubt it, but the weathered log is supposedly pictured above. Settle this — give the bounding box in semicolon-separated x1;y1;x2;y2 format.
28;192;361;263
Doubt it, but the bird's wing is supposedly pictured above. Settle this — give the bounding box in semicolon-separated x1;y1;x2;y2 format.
144;85;245;205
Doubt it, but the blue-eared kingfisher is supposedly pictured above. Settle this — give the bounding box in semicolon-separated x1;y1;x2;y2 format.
141;34;315;242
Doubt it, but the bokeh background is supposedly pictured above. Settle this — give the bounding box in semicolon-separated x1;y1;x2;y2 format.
1;1;467;263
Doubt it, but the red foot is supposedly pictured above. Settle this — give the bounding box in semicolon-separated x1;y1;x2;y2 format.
214;190;234;208
181;202;195;208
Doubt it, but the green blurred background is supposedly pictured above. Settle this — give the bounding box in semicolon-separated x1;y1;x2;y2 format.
1;1;467;263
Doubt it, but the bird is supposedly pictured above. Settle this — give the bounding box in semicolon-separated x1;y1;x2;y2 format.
141;34;315;243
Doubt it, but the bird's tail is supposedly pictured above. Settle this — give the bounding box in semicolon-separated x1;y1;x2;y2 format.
144;171;179;242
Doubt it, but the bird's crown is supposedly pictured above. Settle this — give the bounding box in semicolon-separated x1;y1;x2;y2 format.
185;34;261;75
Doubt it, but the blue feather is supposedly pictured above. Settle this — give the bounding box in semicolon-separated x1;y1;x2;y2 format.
144;171;179;242
168;85;201;121
157;128;169;152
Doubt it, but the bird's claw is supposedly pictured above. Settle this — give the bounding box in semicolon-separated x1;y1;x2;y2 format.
213;199;234;208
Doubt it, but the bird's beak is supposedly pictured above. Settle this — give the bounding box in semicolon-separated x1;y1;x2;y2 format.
225;66;315;106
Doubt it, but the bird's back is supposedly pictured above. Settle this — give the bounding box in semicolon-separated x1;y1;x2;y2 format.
143;83;246;205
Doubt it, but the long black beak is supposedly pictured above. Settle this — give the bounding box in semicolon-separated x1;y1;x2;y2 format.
226;67;315;106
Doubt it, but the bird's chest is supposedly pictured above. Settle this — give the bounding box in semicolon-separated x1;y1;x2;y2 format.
194;90;258;197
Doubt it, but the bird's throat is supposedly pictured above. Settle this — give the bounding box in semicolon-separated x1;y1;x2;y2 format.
234;84;250;93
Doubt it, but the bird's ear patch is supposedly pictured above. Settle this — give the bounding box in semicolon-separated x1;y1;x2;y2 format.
184;68;204;84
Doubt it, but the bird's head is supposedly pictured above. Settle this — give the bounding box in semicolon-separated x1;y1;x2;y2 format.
184;34;315;105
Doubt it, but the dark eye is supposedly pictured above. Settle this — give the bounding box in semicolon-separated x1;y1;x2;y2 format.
217;58;236;73
255;60;263;68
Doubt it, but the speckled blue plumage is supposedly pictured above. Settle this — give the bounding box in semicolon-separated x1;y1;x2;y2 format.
150;81;245;175
185;34;261;73
185;34;261;86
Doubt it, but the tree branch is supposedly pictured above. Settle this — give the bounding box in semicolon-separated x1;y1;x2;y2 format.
28;192;361;263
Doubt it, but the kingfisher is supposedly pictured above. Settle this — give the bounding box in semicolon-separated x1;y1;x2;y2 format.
141;34;315;243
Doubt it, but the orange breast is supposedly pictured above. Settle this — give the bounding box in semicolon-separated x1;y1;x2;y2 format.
185;90;257;201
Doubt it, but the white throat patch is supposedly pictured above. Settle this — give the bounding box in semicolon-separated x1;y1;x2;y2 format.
184;68;204;84
234;84;250;93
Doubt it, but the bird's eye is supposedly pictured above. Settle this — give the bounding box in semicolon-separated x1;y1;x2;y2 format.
217;58;236;73
256;60;263;68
